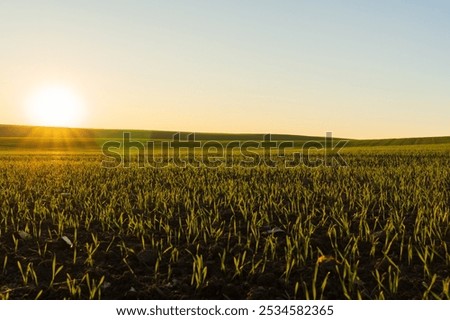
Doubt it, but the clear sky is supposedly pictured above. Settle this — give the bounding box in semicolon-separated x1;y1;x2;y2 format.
1;0;449;138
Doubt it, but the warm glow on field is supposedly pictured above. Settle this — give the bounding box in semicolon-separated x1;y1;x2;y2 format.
26;85;85;127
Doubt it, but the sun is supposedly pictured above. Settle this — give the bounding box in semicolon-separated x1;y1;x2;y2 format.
25;85;86;127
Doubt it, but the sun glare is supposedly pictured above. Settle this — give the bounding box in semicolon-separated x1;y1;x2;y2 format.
26;85;85;127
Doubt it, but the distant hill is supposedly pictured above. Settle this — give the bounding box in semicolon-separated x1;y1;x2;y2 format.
0;124;449;151
347;136;450;147
0;124;326;141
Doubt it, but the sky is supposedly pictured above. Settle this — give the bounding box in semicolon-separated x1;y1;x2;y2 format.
0;0;449;139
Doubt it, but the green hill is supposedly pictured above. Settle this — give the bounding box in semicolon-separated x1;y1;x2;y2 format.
0;124;449;152
0;124;327;141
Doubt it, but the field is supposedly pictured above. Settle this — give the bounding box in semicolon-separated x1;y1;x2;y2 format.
0;125;450;299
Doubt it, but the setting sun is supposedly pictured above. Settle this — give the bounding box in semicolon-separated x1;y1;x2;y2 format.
25;85;85;127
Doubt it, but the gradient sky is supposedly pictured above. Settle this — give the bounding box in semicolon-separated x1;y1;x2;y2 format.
1;0;449;138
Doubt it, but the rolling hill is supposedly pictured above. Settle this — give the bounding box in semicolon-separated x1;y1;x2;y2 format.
0;124;449;151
